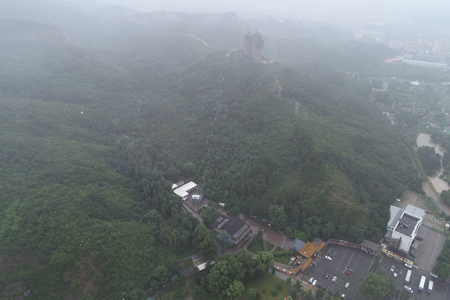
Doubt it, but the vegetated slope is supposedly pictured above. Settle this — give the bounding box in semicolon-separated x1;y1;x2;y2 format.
0;21;198;300
130;44;415;241
0;8;416;298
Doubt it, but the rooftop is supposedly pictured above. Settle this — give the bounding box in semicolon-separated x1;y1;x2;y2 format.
173;181;197;199
404;205;425;219
289;238;306;252
388;206;403;230
222;218;246;236
394;213;419;237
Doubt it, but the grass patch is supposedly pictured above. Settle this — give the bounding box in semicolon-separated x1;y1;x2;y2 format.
161;243;198;261
422;194;440;215
266;241;276;252
208;201;218;207
185;271;293;300
273;256;291;265
239;271;292;300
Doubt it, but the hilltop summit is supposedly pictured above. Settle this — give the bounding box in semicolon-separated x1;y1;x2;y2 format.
243;30;264;61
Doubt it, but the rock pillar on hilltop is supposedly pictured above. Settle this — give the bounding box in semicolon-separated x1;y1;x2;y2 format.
244;31;264;61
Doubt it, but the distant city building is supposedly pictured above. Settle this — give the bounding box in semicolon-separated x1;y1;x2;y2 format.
401;54;447;69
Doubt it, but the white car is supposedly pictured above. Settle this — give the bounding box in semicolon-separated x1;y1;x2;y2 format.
309;277;314;283
325;255;332;261
405;263;412;268
332;276;337;283
345;282;350;289
390;265;395;272
312;280;317;287
403;285;413;293
393;272;398;278
341;294;345;299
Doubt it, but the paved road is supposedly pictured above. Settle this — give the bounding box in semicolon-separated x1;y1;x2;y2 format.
422;182;450;215
182;203;204;223
240;215;293;250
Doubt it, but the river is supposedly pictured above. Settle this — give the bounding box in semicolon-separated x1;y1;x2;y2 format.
416;133;450;194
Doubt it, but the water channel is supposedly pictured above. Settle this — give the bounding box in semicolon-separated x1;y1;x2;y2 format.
416;133;450;194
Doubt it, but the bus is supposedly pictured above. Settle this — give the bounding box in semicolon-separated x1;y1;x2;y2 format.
418;276;426;292
427;280;434;293
405;270;411;283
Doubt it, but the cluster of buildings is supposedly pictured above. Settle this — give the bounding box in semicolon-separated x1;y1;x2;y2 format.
383;54;448;70
172;179;432;275
355;24;450;58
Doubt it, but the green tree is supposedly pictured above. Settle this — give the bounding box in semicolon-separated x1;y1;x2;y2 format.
207;255;245;295
236;250;257;279
256;251;274;272
248;288;257;300
290;287;298;299
348;226;365;243
192;285;207;300
294;279;302;291
225;280;244;300
441;190;450;206
322;222;335;239
268;205;287;228
218;233;233;252
183;162;196;176
200;207;220;227
315;287;325;299
193;224;217;260
359;272;391;300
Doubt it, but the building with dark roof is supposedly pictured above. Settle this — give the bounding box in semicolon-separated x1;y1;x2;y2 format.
212;216;252;247
289;238;306;252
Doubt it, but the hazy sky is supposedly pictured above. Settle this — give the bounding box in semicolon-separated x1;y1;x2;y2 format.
93;0;450;25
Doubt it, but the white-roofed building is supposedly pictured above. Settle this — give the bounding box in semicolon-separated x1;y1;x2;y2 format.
173;181;198;200
386;204;424;253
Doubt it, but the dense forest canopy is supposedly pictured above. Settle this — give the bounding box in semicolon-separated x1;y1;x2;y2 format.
0;2;419;298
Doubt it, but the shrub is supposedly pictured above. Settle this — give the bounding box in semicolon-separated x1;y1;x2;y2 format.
271;289;277;296
277;283;283;290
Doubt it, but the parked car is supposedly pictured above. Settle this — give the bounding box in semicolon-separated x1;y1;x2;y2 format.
309;277;314;283
344;270;352;275
345;282;350;289
332;276;337;283
393;272;398;278
403;285;413;293
390;265;395;272
322;271;326;277
325;255;332;260
325;274;329;279
405;263;412;269
312;280;317;287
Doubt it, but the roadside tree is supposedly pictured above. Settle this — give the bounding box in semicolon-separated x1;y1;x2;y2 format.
359;272;391;300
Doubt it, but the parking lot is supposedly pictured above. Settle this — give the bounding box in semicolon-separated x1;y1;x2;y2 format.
306;242;450;300
378;255;449;300
305;244;376;299
413;226;447;273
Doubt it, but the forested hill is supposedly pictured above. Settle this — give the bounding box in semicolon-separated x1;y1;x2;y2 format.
0;2;416;298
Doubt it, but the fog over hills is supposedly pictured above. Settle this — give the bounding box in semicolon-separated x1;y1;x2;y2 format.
1;0;450;299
